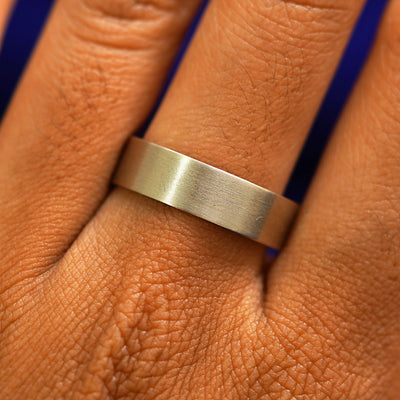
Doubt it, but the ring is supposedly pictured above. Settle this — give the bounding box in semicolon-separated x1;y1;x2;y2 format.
112;137;298;249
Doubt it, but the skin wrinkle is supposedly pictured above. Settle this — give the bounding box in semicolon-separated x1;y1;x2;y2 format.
57;253;206;394
262;279;385;396
73;0;186;51
282;243;397;352
276;0;351;12
221;29;294;162
85;0;183;21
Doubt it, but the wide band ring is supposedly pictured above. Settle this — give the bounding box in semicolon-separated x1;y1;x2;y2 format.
112;137;298;249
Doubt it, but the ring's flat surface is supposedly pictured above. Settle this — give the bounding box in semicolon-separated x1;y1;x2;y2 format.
112;137;298;249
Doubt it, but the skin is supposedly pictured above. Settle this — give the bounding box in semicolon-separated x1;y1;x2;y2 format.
0;0;400;398
0;0;14;46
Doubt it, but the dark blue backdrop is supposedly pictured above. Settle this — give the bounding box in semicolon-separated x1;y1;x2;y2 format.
0;0;389;201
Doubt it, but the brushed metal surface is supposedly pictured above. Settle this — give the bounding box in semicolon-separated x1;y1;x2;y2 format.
112;137;298;249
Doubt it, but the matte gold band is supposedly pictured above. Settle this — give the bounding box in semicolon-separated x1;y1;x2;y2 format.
112;137;298;249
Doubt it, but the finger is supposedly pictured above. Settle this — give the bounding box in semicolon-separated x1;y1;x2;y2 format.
89;0;367;292
0;0;15;46
39;0;370;395
268;1;400;396
0;0;203;279
99;0;367;283
146;0;366;192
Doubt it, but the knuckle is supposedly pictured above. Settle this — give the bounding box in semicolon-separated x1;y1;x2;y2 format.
66;0;185;50
60;191;261;397
76;302;254;399
66;272;228;398
88;296;198;396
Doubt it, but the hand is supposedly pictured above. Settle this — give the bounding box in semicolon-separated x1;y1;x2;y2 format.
1;0;399;398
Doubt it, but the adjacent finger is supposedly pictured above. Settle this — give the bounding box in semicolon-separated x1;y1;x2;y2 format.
268;1;400;396
0;0;203;280
0;0;15;47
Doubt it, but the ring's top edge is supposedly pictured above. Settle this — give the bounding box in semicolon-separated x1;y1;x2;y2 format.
129;136;298;208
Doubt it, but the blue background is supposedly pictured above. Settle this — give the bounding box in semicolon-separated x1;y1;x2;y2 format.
0;0;389;201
